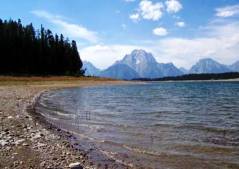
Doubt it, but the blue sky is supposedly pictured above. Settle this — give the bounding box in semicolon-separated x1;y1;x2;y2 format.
1;0;239;69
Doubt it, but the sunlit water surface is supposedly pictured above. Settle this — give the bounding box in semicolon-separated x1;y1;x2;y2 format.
36;82;239;169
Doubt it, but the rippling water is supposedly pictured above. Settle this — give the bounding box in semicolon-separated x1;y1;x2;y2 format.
36;82;239;169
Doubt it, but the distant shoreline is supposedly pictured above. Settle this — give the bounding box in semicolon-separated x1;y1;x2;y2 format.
146;78;239;83
133;72;239;82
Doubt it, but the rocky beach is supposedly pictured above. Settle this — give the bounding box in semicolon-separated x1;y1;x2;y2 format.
0;77;131;169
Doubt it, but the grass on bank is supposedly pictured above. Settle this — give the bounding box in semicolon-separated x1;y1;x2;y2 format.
0;76;118;86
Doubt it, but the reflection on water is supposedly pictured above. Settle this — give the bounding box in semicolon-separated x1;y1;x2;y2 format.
36;82;239;169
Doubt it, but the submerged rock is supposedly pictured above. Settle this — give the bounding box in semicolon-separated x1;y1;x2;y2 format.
69;162;83;169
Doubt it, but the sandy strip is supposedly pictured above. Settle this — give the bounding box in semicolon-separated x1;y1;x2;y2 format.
0;77;134;169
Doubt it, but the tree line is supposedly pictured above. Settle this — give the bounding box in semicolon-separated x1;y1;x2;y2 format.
134;72;239;81
0;19;84;75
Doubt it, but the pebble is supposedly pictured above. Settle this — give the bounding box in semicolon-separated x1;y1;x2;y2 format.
0;139;8;146
40;161;46;167
15;139;25;145
37;143;46;147
31;132;42;140
16;124;22;128
52;157;57;161
23;143;29;146
7;116;13;119
4;145;11;151
69;162;83;169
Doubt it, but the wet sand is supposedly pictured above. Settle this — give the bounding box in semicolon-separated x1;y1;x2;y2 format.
0;76;132;169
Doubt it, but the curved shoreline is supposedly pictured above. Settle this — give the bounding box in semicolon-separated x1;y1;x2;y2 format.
29;89;133;169
28;89;95;169
0;77;134;169
30;81;239;169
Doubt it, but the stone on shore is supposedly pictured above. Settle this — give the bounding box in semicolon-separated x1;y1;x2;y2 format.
69;162;83;169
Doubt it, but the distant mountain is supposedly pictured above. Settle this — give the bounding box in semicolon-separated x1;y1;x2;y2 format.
189;58;231;74
83;61;100;76
158;63;183;77
99;64;140;80
230;61;239;72
83;51;239;80
118;49;162;78
97;49;184;79
117;49;183;78
179;67;188;74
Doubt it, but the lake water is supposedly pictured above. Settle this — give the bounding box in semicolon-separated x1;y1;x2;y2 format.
35;82;239;169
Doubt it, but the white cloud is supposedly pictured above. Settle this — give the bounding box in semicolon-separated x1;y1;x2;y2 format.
150;21;239;68
153;27;168;36
31;10;99;43
139;0;164;20
129;13;140;22
124;0;135;2
175;21;185;27
80;20;239;70
165;0;182;13
129;0;164;21
215;4;239;17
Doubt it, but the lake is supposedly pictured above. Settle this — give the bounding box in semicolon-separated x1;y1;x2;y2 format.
35;82;239;169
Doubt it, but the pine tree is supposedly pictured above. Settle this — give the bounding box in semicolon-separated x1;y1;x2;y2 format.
0;19;84;75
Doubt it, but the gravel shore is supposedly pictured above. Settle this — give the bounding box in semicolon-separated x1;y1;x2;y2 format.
0;77;132;169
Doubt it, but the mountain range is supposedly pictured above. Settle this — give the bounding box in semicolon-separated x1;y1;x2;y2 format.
189;58;231;74
230;61;239;72
83;49;239;80
82;61;100;76
99;64;140;80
